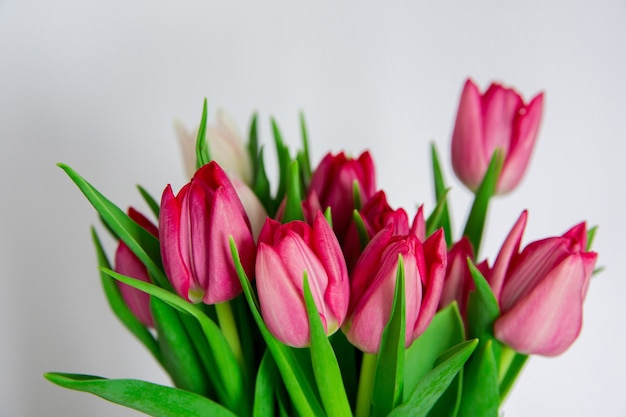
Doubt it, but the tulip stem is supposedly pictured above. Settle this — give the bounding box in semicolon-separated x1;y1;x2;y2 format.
355;353;377;417
215;301;244;368
498;344;516;383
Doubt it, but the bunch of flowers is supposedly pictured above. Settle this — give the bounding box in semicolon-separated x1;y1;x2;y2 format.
46;78;599;417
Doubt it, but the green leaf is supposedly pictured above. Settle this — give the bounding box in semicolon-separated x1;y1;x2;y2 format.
404;303;465;417
248;112;260;182
91;228;163;367
151;298;212;397
58;164;170;290
100;269;247;415
461;149;503;257
426;188;451;238
330;331;358;410
466;260;500;340
137;184;161;219
353;180;363;211
196;98;211;169
587;225;598;251
297;112;312;188
230;238;325;417
498;352;528;402
388;340;478;417
44;373;237;417
352;210;370;250
303;274;352;417
282;160;305;223
272;118;292;206
371;256;406;417
252;147;275;216
430;144;452;246
254;352;278;417
458;340;499;417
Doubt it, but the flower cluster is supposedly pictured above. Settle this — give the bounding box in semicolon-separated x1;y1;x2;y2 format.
49;79;599;417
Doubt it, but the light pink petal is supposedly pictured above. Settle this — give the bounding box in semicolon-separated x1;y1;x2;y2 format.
489;211;527;301
494;254;586;356
481;83;523;157
256;244;311;347
451;79;488;191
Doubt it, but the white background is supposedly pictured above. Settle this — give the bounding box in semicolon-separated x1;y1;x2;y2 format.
1;1;625;416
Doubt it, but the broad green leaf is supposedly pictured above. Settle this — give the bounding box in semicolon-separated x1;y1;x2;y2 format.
405;303;465;396
466;260;500;340
137;184;160;218
371;256;406;417
461;150;503;257
498;352;528;402
254;352;278;417
58;164;170;290
430;144;452;245
282;160;305;223
330;331;358;410
151;298;212;397
230;238;325;417
44;373;237;417
196;98;210;169
388;340;478;417
101;269;247;415
458;340;499;417
91;228;163;367
303;275;352;417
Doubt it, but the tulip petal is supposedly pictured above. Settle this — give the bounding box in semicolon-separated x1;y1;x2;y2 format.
256;244;311;347
494;254;586;356
482;84;523;158
489;211;527;301
115;242;154;327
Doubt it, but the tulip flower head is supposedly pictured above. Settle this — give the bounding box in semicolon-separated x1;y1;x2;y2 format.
255;213;350;348
114;208;158;328
159;162;256;305
343;227;447;354
451;78;544;194
489;212;597;356
306;151;377;241
175;109;253;184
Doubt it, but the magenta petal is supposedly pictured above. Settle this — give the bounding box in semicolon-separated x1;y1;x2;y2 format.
256;244;310;347
494;254;586;356
413;229;446;338
160;185;192;302
115;242;154;327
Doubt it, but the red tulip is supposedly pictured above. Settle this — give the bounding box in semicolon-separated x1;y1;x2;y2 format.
114;208;158;327
255;213;350;347
490;212;597;356
343;227;446;353
451;78;544;194
159;162;256;304
306;151;376;240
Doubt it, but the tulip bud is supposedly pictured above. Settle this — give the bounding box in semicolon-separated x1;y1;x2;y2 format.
159;162;256;304
451;79;544;194
255;213;350;348
175;109;253;184
343;227;446;354
114;208;157;328
490;213;597;356
306;151;376;241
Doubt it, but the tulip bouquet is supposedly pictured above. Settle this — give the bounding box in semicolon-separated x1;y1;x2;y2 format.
46;78;599;417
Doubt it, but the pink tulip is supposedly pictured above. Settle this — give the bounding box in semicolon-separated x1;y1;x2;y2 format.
306;151;377;240
438;237;475;315
343;227;446;354
342;190;410;270
490;212;597;356
451;79;544;194
159;162;256;305
114;208;158;327
255;213;350;348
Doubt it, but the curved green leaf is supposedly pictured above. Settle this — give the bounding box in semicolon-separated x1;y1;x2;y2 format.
429;143;452;245
196;98;210;168
458;340;499;417
44;373;236;417
137;184;160;219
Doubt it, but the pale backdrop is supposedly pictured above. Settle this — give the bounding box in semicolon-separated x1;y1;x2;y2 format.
1;1;625;416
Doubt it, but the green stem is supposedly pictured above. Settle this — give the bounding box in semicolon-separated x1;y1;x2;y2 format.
355;353;378;417
498;344;516;384
215;301;244;368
